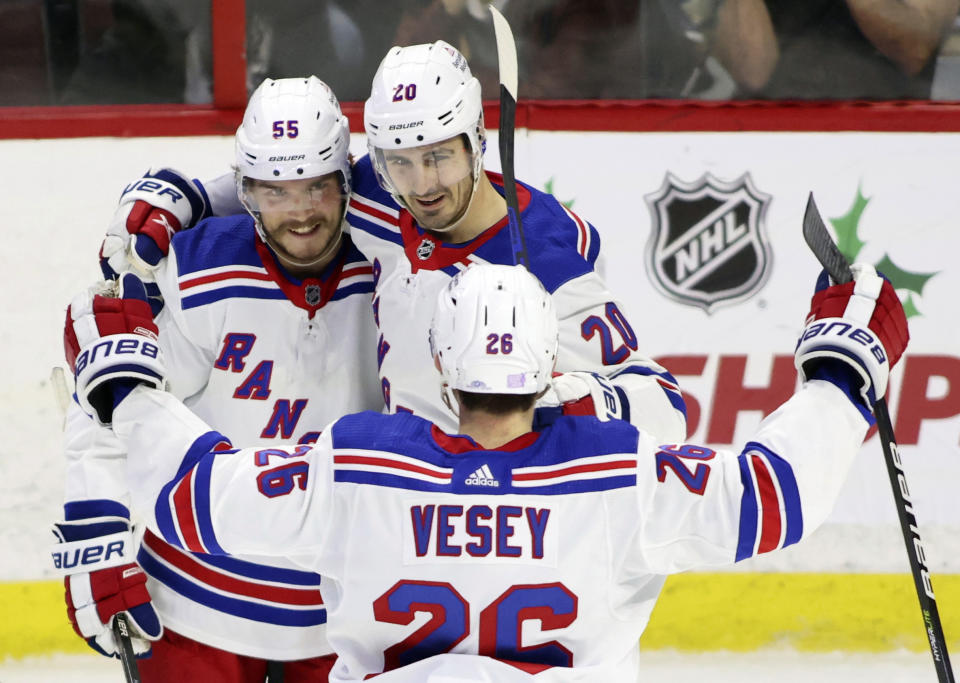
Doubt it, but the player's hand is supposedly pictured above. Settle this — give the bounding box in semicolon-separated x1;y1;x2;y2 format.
100;168;209;313
795;263;909;409
52;515;162;658
540;371;627;421
64;273;166;425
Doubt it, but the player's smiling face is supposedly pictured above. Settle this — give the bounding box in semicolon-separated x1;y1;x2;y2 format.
248;173;346;264
382;136;475;232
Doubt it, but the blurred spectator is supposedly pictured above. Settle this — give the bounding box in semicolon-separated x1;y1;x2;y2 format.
393;0;501;99
494;0;775;100
58;0;192;105
645;0;778;98
743;0;960;99
7;0;957;106
0;0;50;105
185;0;383;103
504;0;642;99
932;13;960;98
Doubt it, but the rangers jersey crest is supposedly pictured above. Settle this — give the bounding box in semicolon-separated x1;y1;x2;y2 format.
645;172;772;313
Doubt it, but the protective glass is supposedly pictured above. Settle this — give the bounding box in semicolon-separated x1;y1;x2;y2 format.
240;173;347;216
373;137;476;199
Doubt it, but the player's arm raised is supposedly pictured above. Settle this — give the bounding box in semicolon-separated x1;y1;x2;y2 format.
632;263;908;573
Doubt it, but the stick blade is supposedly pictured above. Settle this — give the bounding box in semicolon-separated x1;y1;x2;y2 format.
489;5;518;100
802;192;853;284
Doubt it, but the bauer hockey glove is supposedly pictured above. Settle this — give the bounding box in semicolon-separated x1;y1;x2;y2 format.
64;273;166;426
100;168;210;314
534;371;628;428
51;507;161;657
795;263;909;417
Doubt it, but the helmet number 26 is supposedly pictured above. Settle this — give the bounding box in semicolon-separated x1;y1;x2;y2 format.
486;333;513;355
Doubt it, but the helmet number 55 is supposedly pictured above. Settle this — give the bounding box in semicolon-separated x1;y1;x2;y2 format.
272;120;300;139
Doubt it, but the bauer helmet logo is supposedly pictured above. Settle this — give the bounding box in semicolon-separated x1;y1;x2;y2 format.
644;172;772;314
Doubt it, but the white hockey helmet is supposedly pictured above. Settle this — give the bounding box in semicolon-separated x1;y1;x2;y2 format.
365;41;485;225
235;76;352;243
430;264;558;405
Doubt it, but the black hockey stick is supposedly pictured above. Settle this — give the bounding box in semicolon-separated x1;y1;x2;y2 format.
113;613;143;683
489;5;530;270
802;193;955;683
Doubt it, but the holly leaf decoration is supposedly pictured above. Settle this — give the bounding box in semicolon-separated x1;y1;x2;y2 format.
874;254;937;296
543;177;575;209
828;185;938;318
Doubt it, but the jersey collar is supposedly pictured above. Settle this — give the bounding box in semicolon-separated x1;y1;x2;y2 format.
400;171;531;273
430;424;541;454
255;238;348;316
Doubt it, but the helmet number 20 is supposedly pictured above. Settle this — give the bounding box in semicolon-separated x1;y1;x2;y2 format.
392;83;418;102
272;120;300;139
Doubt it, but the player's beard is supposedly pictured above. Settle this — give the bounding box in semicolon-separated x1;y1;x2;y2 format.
264;211;343;272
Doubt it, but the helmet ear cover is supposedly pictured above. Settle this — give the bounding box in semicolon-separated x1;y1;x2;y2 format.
429;264;559;411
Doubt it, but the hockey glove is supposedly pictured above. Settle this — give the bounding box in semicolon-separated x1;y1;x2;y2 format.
100;168;210;314
535;372;628;427
795;263;909;411
64;273;166;426
51;513;162;658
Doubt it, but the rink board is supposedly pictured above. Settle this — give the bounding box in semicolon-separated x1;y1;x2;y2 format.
4;573;960;659
1;132;957;656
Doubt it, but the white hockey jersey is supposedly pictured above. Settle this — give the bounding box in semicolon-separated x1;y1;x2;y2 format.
62;215;382;659
346;155;687;442
114;375;869;682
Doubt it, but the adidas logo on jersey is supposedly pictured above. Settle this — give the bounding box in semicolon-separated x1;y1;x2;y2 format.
465;464;499;487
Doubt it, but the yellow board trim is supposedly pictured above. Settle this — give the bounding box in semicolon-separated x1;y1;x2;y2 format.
3;573;959;659
641;572;960;652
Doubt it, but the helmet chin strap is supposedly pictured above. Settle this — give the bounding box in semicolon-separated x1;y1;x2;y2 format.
440;383;460;418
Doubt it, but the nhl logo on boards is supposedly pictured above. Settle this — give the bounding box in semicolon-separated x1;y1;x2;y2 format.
305;283;322;307
417;238;436;260
644;172;772;314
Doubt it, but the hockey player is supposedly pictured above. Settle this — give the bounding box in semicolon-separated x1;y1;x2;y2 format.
349;41;687;440
103;41;688;445
53;77;381;681
63;260;908;681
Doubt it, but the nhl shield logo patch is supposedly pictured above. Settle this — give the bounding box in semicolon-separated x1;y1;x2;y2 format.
644;173;772;313
417;238;436;260
305;283;322;306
